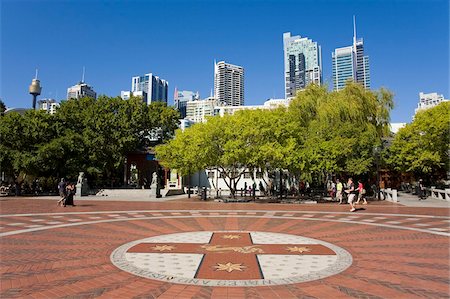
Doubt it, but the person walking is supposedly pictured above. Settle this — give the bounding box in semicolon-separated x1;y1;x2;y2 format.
418;179;426;200
336;179;343;204
345;178;357;212
64;183;76;206
356;180;368;205
57;178;66;206
330;180;336;200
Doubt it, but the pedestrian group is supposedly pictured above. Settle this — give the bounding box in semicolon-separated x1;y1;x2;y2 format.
57;178;76;207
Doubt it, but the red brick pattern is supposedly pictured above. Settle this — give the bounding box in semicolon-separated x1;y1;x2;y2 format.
0;198;449;298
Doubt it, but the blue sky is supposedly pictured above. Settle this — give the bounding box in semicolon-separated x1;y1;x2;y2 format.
1;0;448;123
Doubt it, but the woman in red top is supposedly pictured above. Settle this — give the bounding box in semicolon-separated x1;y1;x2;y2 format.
356;180;368;205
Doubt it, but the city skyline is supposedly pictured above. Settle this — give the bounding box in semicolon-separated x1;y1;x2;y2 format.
1;0;448;122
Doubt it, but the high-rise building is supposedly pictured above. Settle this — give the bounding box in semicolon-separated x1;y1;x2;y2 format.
214;61;244;106
414;92;449;115
186;97;218;123
37;99;59;114
174;88;200;118
332;17;370;91
283;32;322;98
127;73;168;105
67;82;97;100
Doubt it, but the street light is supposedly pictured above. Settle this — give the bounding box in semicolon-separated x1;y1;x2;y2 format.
373;138;391;200
373;146;381;200
187;167;191;199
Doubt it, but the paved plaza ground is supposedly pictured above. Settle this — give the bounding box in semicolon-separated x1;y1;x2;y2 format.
0;195;449;298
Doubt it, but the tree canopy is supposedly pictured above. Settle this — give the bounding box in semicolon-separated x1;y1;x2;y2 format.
387;102;450;175
0;96;180;185
0;99;6;114
156;83;394;195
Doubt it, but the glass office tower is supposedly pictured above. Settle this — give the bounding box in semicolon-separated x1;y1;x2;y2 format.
283;32;322;98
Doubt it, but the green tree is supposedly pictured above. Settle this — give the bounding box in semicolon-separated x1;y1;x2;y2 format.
0;96;180;186
288;83;393;179
0;110;58;184
387;102;450;176
156;83;394;196
156;108;299;197
0;99;6;115
55;96;178;184
147;102;181;142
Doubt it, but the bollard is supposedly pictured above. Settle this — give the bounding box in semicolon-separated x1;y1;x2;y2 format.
202;187;207;201
392;189;398;202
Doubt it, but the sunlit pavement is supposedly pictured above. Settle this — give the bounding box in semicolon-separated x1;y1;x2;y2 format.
1;197;449;298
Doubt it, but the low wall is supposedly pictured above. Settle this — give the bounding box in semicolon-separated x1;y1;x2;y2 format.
381;188;398;202
96;189;155;198
429;188;450;202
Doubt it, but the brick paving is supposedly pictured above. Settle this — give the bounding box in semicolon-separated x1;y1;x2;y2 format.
0;197;449;298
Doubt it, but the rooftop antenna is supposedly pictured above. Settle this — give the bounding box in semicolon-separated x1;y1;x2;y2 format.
353;15;357;47
81;66;85;83
35;68;38;80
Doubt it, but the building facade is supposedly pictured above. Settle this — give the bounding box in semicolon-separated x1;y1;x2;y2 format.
214;98;290;117
37;98;59;114
332;17;370;91
67;82;97;100
283;32;322;98
122;73;168;105
214;61;244;106
414;92;449;115
174;88;199;118
179;119;195;131
120;91;147;101
185;97;218;123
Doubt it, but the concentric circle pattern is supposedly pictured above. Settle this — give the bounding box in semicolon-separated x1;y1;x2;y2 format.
111;231;353;286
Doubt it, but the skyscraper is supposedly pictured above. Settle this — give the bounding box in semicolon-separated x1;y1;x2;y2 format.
67;68;97;100
283;32;322;98
124;73;168;105
332;17;370;91
67;82;96;100
174;88;200;118
214;61;244;106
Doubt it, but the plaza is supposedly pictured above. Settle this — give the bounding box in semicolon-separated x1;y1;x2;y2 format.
1;196;449;298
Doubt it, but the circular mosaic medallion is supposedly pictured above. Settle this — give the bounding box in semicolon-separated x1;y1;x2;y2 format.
111;231;352;286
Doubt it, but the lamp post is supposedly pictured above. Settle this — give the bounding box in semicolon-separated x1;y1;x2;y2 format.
187;167;191;199
123;157;128;187
374;146;381;200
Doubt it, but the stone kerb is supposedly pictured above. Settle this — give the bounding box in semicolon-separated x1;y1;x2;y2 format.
381;188;398;202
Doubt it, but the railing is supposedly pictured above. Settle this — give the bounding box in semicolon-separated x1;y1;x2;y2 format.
429;187;450;202
381;188;398;202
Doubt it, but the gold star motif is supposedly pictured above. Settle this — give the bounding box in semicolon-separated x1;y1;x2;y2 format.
286;246;311;253
222;234;241;240
152;245;175;251
214;262;246;272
